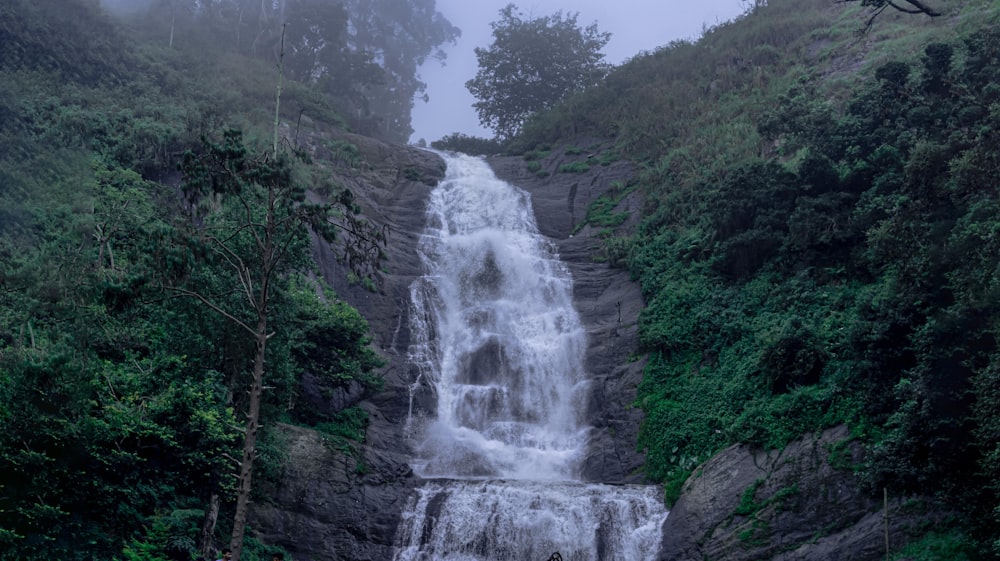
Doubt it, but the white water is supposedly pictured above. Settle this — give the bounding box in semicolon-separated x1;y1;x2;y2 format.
395;153;667;561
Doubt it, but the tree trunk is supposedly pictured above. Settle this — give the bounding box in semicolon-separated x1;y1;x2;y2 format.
230;214;274;561
229;323;267;561
199;492;220;558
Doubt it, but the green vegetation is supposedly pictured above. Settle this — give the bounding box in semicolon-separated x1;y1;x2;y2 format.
557;161;591;174
891;529;977;561
501;0;1000;555
0;1;390;560
577;180;635;232
523;148;552;161
466;4;611;139
430;132;505;155
316;407;370;452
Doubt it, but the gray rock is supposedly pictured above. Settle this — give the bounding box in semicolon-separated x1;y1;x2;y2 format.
250;132;442;561
659;425;944;561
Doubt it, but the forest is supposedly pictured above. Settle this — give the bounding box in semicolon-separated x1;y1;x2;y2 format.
0;0;429;559
2;0;1000;559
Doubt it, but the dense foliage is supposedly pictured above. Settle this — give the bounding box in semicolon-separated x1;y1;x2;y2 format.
430;132;505;156
0;1;386;559
466;3;610;140
509;0;1000;556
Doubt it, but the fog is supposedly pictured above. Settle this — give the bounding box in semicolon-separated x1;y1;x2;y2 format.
410;0;748;144
96;0;747;144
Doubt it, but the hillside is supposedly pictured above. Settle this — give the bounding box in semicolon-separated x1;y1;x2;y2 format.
0;1;441;560
500;0;1000;558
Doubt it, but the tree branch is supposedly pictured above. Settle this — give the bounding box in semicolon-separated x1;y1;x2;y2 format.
888;0;941;16
204;234;256;308
836;0;941;32
165;286;257;336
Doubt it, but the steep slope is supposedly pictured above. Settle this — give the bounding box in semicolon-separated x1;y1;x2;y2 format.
248;132;446;561
495;0;1000;557
247;137;661;559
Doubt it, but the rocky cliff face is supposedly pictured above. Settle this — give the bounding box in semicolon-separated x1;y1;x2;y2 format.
249;137;654;560
249;132;444;561
248;136;934;561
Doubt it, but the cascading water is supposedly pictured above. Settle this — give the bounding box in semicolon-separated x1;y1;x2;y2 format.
395;153;667;561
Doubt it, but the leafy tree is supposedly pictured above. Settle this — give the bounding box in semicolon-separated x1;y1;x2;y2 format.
341;0;460;142
0;2;388;560
465;3;611;140
0;150;237;561
171;128;383;561
281;1;375;87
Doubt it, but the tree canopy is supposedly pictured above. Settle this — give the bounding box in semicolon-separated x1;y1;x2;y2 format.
465;3;610;140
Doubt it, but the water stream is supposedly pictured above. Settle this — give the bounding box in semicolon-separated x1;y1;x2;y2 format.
394;153;667;561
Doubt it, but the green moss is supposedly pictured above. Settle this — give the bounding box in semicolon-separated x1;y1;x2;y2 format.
558;161;590;173
523;148;551;161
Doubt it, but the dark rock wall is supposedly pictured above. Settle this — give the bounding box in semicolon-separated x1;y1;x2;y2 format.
250;132;444;561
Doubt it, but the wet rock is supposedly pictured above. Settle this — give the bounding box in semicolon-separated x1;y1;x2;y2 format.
487;142;648;485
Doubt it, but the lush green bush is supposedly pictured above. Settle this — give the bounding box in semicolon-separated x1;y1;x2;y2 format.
620;13;1000;553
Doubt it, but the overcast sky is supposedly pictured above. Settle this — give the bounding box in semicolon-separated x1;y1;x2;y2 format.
409;0;747;144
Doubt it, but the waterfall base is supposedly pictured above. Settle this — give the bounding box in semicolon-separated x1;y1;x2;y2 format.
393;480;667;561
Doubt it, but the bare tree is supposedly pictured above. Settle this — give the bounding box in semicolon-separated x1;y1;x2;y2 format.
837;0;942;30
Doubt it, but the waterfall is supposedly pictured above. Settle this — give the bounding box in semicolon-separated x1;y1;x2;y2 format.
396;153;667;561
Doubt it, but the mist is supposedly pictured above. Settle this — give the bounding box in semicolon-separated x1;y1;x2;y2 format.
95;0;746;145
99;0;156;15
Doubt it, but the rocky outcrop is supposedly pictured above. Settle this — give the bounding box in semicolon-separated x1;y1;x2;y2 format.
659;425;944;561
487;141;649;484
249;131;445;561
250;136;656;560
